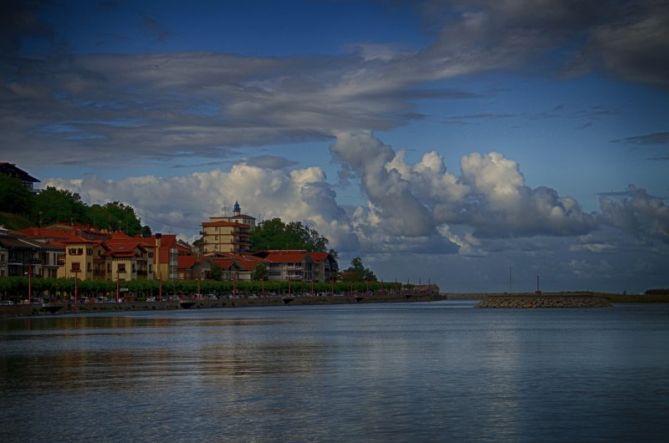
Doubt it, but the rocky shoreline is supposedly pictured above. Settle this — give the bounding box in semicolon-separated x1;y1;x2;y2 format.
477;294;611;309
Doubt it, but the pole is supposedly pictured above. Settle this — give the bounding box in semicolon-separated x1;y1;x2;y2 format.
74;270;78;311
116;274;120;303
509;265;513;293
27;264;32;304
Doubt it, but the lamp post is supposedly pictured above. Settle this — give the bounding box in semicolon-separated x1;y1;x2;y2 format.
155;233;162;302
27;262;32;304
116;270;123;304
72;268;79;311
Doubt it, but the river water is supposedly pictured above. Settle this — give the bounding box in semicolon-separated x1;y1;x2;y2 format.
1;301;669;442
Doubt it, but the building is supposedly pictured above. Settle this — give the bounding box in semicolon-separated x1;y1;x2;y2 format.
0;227;51;277
253;250;338;282
178;252;268;281
201;201;256;254
19;225;179;282
0;246;7;277
0;162;40;191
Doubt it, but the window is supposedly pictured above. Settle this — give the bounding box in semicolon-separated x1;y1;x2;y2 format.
131;264;136;273
71;262;81;272
118;264;126;273
107;263;111;272
77;248;83;255
86;248;93;255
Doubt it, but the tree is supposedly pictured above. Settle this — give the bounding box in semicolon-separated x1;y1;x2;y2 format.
209;263;223;281
250;218;329;252
252;263;268;281
86;202;143;235
341;257;377;282
0;174;33;215
33;187;87;226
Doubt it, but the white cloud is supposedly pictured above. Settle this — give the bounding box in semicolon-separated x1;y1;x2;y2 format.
332;131;596;240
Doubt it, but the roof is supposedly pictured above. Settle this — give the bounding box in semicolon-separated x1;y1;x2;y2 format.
178;255;198;270
0;162;39;183
202;219;249;228
310;252;331;263
63;236;102;245
260;250;312;263
207;252;268;271
20;227;78;241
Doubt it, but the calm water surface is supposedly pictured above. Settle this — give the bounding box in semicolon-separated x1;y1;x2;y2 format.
1;301;669;442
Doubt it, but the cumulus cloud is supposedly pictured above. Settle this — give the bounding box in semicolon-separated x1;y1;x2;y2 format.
40;139;669;292
332;131;596;240
599;185;669;242
45;164;359;251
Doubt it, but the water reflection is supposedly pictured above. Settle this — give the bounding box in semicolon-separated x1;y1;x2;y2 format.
1;304;669;442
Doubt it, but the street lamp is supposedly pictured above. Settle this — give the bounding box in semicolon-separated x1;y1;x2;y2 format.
72;267;80;311
155;233;162;302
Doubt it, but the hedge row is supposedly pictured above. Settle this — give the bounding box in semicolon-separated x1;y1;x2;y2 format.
0;276;407;299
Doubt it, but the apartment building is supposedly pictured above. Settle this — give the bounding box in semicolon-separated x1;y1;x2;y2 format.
201;201;255;254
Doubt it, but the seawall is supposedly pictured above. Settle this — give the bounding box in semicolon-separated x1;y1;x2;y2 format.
0;292;448;318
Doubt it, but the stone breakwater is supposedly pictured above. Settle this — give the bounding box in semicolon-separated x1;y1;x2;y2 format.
477;294;611;309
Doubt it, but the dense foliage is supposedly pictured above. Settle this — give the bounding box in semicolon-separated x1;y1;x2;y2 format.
341;257;378;282
0;175;33;215
250;218;329;252
0;276;403;301
0;179;150;235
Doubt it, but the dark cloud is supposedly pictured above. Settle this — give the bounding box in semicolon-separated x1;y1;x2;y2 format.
599;185;669;242
141;14;170;42
611;131;669;145
1;0;668;169
0;0;54;56
243;155;298;170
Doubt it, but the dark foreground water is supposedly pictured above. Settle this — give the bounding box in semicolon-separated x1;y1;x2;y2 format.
1;302;669;442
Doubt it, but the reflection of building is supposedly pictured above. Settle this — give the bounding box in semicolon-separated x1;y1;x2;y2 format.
201;201;256;254
0;162;40;191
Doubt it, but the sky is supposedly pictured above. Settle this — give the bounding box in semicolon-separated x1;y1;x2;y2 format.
1;0;668;292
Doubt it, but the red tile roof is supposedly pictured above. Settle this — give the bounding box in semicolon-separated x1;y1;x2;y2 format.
20;227;74;240
310;252;331;263
261;250;311;263
178;256;198;270
202;220;250;228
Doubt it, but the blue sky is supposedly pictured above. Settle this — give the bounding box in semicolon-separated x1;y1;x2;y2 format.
2;0;668;292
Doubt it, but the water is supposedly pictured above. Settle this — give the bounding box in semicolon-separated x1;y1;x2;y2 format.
1;301;669;442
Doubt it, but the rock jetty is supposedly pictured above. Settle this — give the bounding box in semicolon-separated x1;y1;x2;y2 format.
478;294;611;309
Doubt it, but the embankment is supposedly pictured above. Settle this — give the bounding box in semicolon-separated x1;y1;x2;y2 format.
0;292;448;318
477;294;611;308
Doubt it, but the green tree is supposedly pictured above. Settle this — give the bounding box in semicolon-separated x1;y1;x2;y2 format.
252;263;268;280
33;187;88;226
342;257;377;282
0;174;33;215
209;263;223;281
86;202;143;235
251;218;329;252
